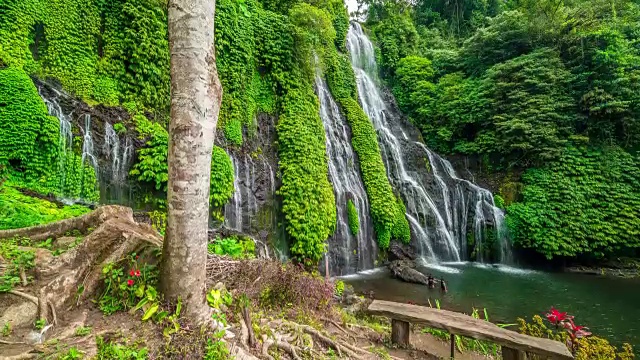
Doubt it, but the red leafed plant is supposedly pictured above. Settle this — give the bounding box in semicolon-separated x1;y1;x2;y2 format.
563;319;592;341
544;307;590;354
545;307;573;327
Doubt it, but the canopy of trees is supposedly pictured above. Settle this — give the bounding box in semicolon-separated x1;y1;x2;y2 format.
360;0;640;260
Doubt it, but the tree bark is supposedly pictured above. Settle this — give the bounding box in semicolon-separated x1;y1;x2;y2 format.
161;0;223;324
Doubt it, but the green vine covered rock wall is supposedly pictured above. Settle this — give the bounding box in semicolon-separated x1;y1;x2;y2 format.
0;0;411;265
0;68;59;184
0;68;99;201
325;49;411;250
363;0;640;261
210;146;235;208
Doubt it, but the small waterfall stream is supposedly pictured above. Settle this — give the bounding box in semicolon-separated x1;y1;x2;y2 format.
80;114;98;174
346;23;511;263
103;122;134;203
316;73;375;274
36;82;134;204
104;122;133;183
39;86;73;192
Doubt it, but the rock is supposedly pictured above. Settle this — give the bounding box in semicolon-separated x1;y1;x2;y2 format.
388;242;417;262
388;260;430;286
343;294;369;314
0;301;38;329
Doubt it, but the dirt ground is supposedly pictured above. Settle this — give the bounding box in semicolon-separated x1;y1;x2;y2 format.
1;299;493;359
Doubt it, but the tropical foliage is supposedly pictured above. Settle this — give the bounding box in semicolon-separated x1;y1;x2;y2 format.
361;0;640;260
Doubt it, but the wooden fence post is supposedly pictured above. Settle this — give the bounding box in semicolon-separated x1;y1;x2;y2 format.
502;347;527;360
391;319;410;347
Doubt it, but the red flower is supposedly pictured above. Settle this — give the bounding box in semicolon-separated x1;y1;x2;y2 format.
127;279;134;286
545;307;572;325
129;269;135;277
136;255;140;259
135;270;141;277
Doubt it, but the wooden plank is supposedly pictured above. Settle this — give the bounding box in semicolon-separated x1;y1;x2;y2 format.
368;300;573;360
502;347;527;360
391;319;410;347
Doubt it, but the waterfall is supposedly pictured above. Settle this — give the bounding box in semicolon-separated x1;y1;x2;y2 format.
102;122;134;204
346;23;512;263
315;72;375;274
104;122;132;183
80;114;98;174
38;86;72;191
223;150;277;234
225;153;244;231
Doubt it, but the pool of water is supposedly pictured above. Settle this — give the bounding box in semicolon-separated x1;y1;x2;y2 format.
343;262;640;348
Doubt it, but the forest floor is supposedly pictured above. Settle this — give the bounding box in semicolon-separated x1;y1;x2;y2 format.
0;206;493;360
1;302;491;359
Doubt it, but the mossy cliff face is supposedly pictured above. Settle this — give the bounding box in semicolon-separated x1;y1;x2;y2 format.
0;0;396;267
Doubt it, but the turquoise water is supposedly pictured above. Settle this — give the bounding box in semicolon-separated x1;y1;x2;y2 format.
343;262;640;348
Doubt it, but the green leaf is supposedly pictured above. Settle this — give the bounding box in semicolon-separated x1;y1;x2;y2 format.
175;297;182;316
142;304;159;321
135;284;145;298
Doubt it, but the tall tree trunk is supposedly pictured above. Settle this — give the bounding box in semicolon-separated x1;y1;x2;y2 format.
161;0;222;324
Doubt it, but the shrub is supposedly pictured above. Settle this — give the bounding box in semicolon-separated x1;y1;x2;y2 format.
209;146;235;208
0;184;90;231
334;280;345;297
96;337;148;360
204;333;230;360
518;310;634;359
207;236;255;260
0;237;35;292
347;199;359;236
97;253;158;315
209;258;334;314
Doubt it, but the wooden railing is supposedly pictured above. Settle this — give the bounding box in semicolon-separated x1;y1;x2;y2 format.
367;300;573;360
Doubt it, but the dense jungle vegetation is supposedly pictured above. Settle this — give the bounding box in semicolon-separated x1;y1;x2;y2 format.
359;0;640;261
0;0;410;264
2;0;640;265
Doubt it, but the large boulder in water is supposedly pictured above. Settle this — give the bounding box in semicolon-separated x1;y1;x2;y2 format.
389;260;429;286
388;242;417;261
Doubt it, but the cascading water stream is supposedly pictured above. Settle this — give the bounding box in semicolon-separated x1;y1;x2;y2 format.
224;153;244;232
39;86;73;191
80;114;98;174
315;71;375;274
223;150;277;234
104;122;133;183
347;23;512;263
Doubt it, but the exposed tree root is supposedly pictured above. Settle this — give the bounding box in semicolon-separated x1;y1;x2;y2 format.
0;339;27;345
48;300;57;326
268;319;372;359
8;289;39;305
240;313;250;347
261;334;304;360
3;206;163;328
0;206;134;242
322;317;353;339
1;354;37;360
